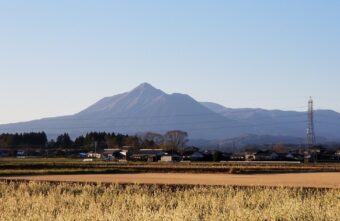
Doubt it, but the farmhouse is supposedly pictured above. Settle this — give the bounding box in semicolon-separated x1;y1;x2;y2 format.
129;149;165;162
161;153;182;162
256;150;279;161
283;152;304;161
102;149;126;161
230;153;245;161
189;151;205;161
245;150;257;161
335;149;340;160
245;150;278;161
0;150;10;157
87;152;101;159
16;150;27;158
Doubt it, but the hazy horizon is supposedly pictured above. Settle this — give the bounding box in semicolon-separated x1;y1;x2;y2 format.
1;1;339;124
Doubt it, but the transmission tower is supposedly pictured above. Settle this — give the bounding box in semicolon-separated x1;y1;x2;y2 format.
306;97;316;147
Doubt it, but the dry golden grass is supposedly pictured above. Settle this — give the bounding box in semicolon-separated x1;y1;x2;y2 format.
0;181;339;221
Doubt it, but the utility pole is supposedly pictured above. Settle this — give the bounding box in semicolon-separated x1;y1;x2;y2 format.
95;141;98;154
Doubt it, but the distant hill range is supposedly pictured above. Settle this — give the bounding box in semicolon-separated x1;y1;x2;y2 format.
1;83;340;144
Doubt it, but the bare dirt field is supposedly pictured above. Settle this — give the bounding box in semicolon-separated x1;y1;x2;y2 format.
2;172;340;188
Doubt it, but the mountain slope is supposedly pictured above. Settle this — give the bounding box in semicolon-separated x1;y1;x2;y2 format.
0;84;241;139
201;102;340;139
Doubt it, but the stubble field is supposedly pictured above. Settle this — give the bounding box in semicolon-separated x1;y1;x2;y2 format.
0;181;339;221
2;172;340;188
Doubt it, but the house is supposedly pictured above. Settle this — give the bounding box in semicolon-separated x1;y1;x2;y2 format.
245;150;278;161
334;149;340;161
283;152;304;161
189;151;205;161
79;152;87;158
0;150;10;157
16;150;27;158
87;152;101;159
245;150;257;161
129;149;165;162
303;147;321;163
220;152;232;161
119;150;129;161
230;153;245;161
161;153;182;162
255;150;278;161
318;148;337;161
102;149;126;161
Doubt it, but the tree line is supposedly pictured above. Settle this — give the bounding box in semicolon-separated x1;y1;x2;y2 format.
0;132;47;148
0;130;188;152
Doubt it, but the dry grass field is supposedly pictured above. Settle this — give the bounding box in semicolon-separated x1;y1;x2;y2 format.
0;181;339;221
1;159;339;220
3;172;340;188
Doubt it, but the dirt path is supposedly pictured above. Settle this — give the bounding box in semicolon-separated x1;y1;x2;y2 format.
2;173;340;188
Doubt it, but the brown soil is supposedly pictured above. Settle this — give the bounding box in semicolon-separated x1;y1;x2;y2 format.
2;173;340;188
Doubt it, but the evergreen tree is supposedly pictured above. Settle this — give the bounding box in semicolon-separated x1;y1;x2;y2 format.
56;133;73;148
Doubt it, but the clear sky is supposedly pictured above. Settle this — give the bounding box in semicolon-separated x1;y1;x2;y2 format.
0;0;339;124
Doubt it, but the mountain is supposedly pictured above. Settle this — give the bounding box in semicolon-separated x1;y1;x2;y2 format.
0;83;241;139
201;102;340;140
1;83;340;142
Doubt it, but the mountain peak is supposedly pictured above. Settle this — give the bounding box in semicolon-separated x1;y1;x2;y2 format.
130;83;165;95
133;82;157;91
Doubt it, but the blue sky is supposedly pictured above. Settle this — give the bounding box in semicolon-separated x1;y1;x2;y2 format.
0;0;339;123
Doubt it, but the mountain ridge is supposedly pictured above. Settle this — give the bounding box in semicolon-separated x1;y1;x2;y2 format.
0;83;239;139
1;83;340;143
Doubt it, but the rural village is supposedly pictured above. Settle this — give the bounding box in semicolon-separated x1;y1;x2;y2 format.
1;133;340;163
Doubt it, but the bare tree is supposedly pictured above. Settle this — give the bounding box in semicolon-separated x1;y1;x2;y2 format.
273;144;287;153
164;130;188;153
143;132;164;145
